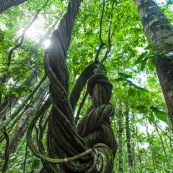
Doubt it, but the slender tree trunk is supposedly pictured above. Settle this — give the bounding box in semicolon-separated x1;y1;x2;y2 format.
9;81;48;153
0;0;27;13
136;0;173;127
125;103;133;168
118;105;123;172
9;107;33;153
145;119;157;168
154;122;167;156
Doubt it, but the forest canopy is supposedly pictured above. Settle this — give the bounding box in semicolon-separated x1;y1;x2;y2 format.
0;0;173;172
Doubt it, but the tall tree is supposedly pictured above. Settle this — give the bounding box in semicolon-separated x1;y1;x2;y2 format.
0;0;27;13
136;0;173;127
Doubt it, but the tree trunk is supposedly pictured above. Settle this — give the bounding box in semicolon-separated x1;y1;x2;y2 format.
135;0;173;127
0;0;27;13
118;105;123;172
9;81;48;153
125;103;133;168
145;119;157;168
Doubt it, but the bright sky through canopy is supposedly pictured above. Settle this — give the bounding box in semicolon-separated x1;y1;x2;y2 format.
17;0;167;49
155;0;166;4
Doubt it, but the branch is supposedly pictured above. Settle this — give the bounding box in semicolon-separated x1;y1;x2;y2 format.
101;45;112;63
0;0;27;13
0;75;46;130
75;91;88;124
70;62;95;111
101;1;115;63
94;0;105;62
99;0;105;44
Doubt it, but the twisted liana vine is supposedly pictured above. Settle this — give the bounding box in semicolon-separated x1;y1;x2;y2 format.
27;0;117;172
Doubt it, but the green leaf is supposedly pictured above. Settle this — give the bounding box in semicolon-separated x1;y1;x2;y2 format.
135;51;148;65
128;88;135;97
150;106;163;112
126;80;148;92
115;77;125;81
32;158;40;169
154;111;167;123
139;88;149;92
118;72;132;79
150;106;167;123
144;44;154;50
148;113;155;124
136;105;148;114
147;58;154;71
156;113;167;123
140;61;146;71
136;90;141;97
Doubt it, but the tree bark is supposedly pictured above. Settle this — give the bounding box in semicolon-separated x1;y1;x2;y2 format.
0;0;27;13
136;0;173;127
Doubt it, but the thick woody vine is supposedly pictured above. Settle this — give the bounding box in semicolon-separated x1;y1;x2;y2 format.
27;0;117;172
